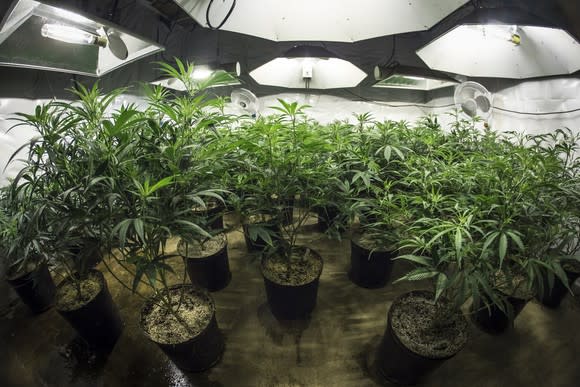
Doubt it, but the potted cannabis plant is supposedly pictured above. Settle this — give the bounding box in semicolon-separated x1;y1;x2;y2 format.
345;118;411;288
7;85;126;349
141;64;234;292
233;100;333;319
1;188;56;314
108;60;230;370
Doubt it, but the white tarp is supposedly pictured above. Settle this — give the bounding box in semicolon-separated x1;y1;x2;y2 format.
2;77;580;184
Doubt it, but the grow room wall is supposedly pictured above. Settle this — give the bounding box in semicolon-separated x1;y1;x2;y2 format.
1;76;580;186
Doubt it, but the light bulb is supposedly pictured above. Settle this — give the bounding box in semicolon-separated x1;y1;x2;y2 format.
192;68;213;80
41;24;107;47
478;25;521;46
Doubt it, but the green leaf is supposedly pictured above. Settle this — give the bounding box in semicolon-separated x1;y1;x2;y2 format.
173;220;212;239
393;254;431;266
133;218;145;243
455;228;463;258
499;233;507;265
394;268;439;283
434;273;448;303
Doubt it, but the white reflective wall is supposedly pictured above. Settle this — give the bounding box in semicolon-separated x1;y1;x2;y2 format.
2;77;580;185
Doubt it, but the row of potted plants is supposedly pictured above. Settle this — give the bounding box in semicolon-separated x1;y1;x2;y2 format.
1;60;579;384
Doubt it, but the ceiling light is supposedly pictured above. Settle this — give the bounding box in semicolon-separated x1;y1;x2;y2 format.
192;67;213;80
40;24;106;47
372;65;458;91
417;24;580;79
172;0;469;42
250;46;366;89
417;7;580;79
0;0;163;77
151;69;241;91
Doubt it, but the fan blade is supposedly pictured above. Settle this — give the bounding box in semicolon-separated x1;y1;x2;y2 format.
461;99;478;117
475;95;491;113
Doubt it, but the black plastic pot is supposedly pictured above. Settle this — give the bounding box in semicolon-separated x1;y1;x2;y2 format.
56;270;123;350
242;221;280;252
279;198;295;225
261;249;323;320
349;238;395;289
140;285;224;372
376;291;467;385
183;239;231;292
193;203;224;231
68;238;103;271
315;205;345;233
470;293;529;334
6;261;56;314
537;269;580;308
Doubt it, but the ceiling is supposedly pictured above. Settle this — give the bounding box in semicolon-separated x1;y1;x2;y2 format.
0;0;578;100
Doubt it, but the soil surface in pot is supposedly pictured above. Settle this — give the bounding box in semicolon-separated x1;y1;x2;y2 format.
142;288;213;345
262;247;322;286
245;214;274;224
178;234;227;258
391;292;468;359
562;260;580;274
56;272;102;311
6;260;39;280
352;233;393;252
192;200;221;213
494;271;534;299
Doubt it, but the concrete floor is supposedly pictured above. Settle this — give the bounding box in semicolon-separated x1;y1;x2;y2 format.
2;214;580;387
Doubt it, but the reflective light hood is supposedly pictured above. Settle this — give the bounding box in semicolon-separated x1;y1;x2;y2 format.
0;0;164;77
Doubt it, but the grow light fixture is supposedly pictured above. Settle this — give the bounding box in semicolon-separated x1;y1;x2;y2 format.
250;45;366;89
372;65;458;91
417;8;580;79
151;67;241;91
172;0;469;42
0;0;164;77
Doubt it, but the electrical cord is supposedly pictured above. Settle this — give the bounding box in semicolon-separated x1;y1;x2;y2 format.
493;106;580;116
206;0;236;30
381;36;397;68
344;90;580;115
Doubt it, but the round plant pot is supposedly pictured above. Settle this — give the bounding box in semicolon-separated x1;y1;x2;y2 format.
315;205;346;233
6;261;56;314
261;247;323;320
277;197;295;226
192;202;225;231
68;238;103;271
56;270;123;350
179;234;231;292
140;285;224;372
376;291;468;385
242;216;280;252
537;266;580;308
470;293;530;335
349;235;395;289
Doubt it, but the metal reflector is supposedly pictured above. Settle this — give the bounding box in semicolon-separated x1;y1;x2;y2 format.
417;24;580;79
0;0;164;77
172;0;469;42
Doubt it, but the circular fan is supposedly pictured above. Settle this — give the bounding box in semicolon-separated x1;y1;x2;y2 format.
231;88;260;117
454;81;493;120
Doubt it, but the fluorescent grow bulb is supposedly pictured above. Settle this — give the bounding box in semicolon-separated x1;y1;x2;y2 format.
41;24;106;47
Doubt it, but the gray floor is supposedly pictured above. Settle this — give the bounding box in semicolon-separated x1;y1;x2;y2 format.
1;214;580;387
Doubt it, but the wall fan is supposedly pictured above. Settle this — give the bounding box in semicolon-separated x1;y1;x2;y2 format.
231;88;260;117
454;81;493;121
